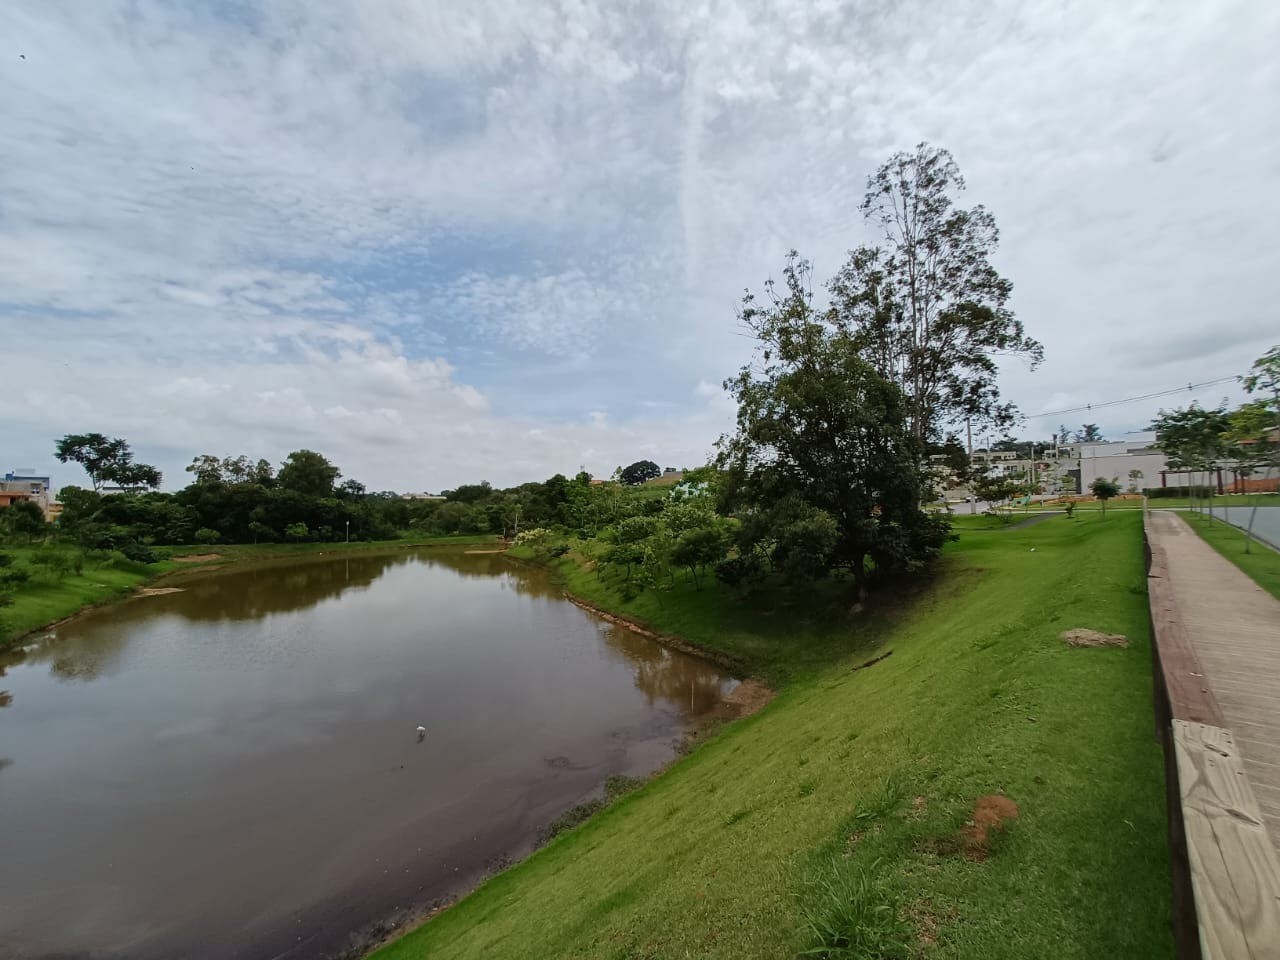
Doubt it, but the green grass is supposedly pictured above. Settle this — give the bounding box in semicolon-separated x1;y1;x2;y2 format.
0;546;179;645
373;514;1171;960
1181;515;1280;602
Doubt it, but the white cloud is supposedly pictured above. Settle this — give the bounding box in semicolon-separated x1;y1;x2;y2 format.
0;0;1276;490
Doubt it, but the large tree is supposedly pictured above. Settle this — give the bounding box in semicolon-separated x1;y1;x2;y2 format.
54;433;161;491
276;450;341;498
620;460;661;485
717;256;950;599
828;143;1042;447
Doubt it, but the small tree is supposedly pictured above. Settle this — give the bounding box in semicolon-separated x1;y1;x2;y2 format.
55;433;161;491
1090;477;1121;517
0;501;47;544
971;465;1020;519
1127;469;1144;494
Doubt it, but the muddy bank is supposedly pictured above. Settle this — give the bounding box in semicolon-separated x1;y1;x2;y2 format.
563;595;749;677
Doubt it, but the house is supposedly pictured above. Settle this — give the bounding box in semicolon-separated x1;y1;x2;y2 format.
2;469;54;519
400;492;447;501
0;488;34;509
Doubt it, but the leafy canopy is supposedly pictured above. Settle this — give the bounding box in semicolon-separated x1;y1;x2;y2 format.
717;254;950;596
829;142;1042;446
54;433;162;491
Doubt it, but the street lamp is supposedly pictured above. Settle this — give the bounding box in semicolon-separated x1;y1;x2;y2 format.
345;519;349;544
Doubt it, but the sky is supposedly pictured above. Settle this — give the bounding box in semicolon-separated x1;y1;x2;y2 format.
1;1;1276;493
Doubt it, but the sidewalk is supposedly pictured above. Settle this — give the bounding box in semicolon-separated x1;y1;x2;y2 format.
1148;509;1280;851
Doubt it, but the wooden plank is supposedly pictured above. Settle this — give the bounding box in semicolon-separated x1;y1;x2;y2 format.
1173;720;1280;959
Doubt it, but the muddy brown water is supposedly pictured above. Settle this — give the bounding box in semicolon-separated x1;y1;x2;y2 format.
0;549;735;960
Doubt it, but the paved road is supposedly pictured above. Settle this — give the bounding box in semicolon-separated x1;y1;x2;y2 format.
1210;505;1280;550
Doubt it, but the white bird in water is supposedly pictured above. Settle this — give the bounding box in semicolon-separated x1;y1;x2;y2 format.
416;725;426;741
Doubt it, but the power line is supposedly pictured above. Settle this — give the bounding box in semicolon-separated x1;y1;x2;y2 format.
1025;375;1238;420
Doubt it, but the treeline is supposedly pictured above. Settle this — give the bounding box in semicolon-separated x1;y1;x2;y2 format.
30;439;708;559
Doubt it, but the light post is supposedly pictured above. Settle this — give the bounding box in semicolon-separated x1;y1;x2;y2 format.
345;519;349;544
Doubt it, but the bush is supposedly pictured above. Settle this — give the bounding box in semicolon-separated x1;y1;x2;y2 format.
715;554;765;589
27;549;74;580
285;522;310;542
549;543;571;558
1144;485;1215;499
120;542;159;564
0;567;31;588
193;527;221;545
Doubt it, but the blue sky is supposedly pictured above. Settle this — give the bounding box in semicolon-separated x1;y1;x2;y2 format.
1;0;1277;492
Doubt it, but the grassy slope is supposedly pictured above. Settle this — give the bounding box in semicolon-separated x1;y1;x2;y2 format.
374;514;1171;960
0;548;178;643
1;535;498;646
1181;514;1280;602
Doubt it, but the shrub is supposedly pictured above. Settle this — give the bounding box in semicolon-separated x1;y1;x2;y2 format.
120;542;159;564
285;522;310;542
28;549;74;580
549;543;571;558
1144;485;1215;499
193;527;221;545
715;553;765;589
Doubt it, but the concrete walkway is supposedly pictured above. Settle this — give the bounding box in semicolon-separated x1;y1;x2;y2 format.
1148;509;1280;851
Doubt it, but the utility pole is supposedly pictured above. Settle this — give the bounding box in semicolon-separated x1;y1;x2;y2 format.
966;418;975;514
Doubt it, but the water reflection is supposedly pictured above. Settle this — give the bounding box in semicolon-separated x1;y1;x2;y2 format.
167;553;404;621
0;546;733;960
599;622;728;711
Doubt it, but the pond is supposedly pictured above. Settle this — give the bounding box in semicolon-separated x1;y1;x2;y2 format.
0;548;735;960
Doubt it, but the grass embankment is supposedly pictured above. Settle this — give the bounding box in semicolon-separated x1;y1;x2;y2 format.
375;514;1172;960
1181;515;1280;602
0;547;179;644
0;534;500;646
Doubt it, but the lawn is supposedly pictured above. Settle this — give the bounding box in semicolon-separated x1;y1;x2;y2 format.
373;513;1171;960
1181;514;1280;602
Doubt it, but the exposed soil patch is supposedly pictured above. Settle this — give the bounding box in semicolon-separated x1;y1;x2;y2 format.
136;587;185;597
715;679;775;719
172;553;223;563
959;795;1020;861
917;794;1020;863
1060;628;1129;648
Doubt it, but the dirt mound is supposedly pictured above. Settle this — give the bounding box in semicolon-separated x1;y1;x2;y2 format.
959;795;1020;861
136;587;185;597
1060;628;1128;648
172;553;223;563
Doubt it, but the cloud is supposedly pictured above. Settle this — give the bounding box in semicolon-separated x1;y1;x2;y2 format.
0;0;1276;490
